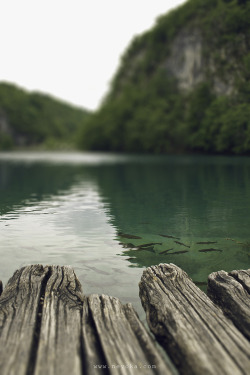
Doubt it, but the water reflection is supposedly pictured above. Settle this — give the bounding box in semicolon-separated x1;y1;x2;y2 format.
92;154;250;287
0;152;146;316
0;152;249;303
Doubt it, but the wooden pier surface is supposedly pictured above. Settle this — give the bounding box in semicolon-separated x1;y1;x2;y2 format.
140;264;250;375
0;263;249;375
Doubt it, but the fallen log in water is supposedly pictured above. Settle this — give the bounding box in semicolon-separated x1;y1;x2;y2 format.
0;265;173;375
139;263;250;375
207;269;250;340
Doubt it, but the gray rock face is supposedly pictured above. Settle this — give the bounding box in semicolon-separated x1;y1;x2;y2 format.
166;29;204;90
165;28;234;95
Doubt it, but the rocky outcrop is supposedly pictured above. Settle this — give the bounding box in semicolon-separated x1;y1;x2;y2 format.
165;27;234;96
165;28;205;90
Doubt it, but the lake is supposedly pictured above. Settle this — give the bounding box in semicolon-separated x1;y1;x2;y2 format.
0;151;249;319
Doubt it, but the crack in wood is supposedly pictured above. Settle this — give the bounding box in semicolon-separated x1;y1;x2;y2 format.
1;264;249;375
208;270;250;344
80;297;108;374
25;266;52;375
182;279;249;372
229;270;250;294
140;264;250;375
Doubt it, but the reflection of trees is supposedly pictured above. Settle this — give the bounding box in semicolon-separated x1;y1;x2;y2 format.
92;156;250;278
94;156;250;238
1;155;249;280
0;161;88;216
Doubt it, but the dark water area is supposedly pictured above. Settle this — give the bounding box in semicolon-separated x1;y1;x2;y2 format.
0;152;249;319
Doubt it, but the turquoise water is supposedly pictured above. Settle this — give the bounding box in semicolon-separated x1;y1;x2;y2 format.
0;151;249;318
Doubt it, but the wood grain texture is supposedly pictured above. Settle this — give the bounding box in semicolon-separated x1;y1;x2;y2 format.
34;265;84;375
0;265;172;375
85;294;174;375
229;269;250;293
81;297;108;375
0;265;50;375
123;303;176;375
139;263;250;375
207;269;250;340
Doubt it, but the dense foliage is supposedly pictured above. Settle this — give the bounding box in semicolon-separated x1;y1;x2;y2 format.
0;83;90;150
78;0;250;154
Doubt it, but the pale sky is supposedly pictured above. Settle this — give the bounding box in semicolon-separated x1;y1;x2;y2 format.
0;0;186;110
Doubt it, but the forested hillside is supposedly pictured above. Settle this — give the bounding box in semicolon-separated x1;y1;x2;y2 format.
78;0;250;154
0;83;90;150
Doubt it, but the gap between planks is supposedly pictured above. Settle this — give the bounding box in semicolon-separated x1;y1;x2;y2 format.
0;265;173;375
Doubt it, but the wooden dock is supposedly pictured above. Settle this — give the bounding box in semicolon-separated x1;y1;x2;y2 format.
0;264;249;374
140;264;250;375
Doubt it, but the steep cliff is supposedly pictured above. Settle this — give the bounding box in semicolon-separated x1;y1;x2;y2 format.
79;0;250;154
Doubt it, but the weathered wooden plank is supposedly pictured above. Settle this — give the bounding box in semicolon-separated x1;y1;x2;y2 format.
229;269;250;293
83;294;174;374
0;265;50;375
34;265;84;375
123;303;177;375
207;269;250;340
0;265;174;375
81;297;108;375
139;263;250;375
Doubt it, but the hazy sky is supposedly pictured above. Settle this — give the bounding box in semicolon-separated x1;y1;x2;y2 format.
1;0;186;110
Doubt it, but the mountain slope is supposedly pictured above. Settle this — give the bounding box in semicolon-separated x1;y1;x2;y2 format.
0;82;90;150
79;0;250;154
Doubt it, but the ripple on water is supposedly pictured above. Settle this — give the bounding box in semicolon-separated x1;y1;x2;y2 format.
0;152;250;320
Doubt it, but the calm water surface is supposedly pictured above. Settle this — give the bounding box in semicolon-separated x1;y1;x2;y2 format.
0;151;249;318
